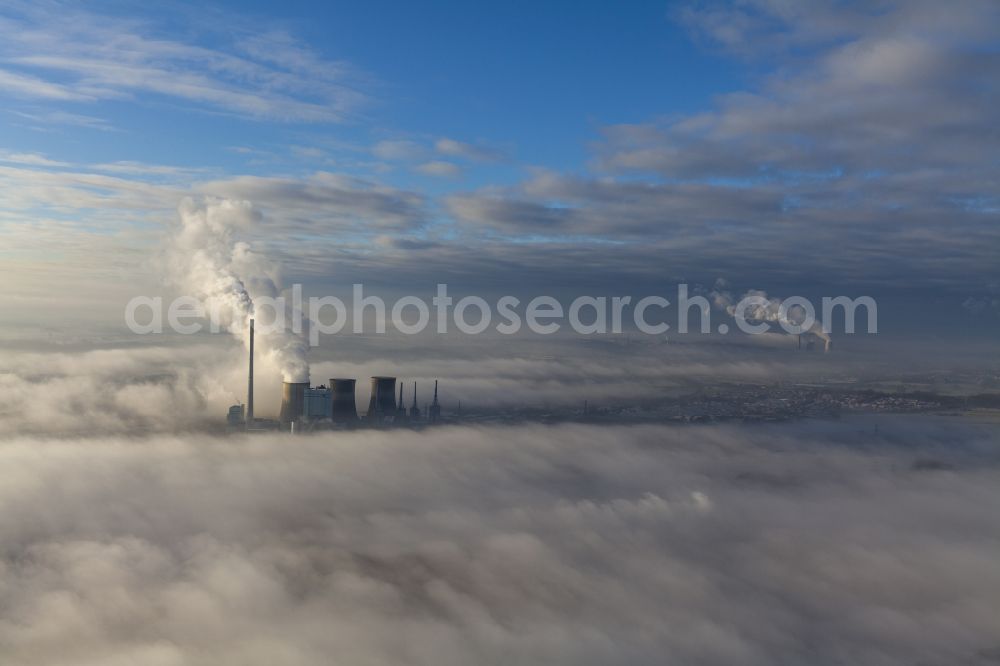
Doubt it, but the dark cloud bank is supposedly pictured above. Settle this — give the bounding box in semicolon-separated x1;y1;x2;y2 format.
1;416;998;665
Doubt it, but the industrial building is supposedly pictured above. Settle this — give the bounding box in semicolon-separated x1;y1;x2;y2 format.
268;375;441;431
304;386;332;420
227;404;245;427
227;319;444;432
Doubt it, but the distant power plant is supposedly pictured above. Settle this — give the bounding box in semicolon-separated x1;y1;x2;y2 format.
229;319;445;432
265;376;442;432
226;320;832;432
797;331;832;353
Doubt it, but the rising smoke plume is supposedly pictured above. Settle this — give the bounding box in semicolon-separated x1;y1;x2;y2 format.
711;281;832;347
167;198;309;382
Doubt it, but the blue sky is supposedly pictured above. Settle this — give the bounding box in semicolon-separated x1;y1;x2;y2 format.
0;0;745;187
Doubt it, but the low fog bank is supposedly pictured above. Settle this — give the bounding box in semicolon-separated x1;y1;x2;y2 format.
1;418;998;665
5;333;996;435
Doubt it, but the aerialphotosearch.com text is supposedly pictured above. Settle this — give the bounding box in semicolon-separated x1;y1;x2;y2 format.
124;283;878;345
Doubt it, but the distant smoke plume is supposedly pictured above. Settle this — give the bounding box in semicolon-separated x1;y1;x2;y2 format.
167;198;309;382
711;283;831;346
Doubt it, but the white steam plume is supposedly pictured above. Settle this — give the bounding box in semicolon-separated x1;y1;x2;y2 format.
166;198;309;382
711;283;831;346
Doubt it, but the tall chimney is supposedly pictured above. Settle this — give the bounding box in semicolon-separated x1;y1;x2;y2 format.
409;381;420;419
246;318;254;430
429;379;441;423
366;377;397;420
397;382;407;418
279;381;309;426
330;378;359;423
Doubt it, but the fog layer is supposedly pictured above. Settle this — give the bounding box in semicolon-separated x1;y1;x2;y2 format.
1;418;997;665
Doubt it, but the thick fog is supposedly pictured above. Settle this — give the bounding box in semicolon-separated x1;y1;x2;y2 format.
5;330;995;435
1;417;998;665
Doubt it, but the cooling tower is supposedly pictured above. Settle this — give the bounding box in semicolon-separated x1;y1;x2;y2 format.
330;378;359;422
366;376;397;419
279;381;309;425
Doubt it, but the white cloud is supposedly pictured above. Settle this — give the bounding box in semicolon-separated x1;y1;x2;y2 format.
7;109;115;131
0;67;91;101
0;8;368;122
197;172;427;232
0;151;70;167
435;137;504;162
372;140;427;161
414;160;462;178
91;161;214;178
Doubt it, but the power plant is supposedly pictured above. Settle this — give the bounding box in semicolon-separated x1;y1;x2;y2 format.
797;331;832;353
229;321;445;432
228;320;833;432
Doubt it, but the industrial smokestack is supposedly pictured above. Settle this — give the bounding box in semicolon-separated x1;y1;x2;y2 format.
279;381;308;425
397;382;408;419
330;378;359;423
410;381;420;419
246;318;254;430
429;379;441;423
366;377;397;420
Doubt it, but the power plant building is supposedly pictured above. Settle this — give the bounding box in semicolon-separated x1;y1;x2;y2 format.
304;386;332;420
229;320;443;431
227;404;245;427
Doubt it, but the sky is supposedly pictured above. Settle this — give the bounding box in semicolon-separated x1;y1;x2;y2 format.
1;0;998;349
0;1;741;175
